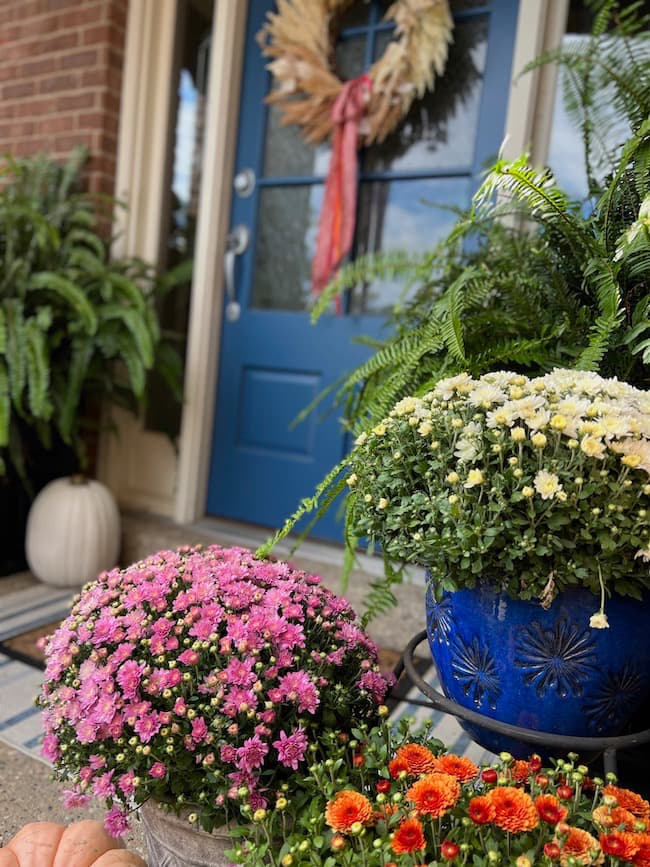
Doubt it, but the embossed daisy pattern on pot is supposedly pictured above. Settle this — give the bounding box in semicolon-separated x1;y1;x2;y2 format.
582;661;646;734
514;619;598;698
450;634;501;710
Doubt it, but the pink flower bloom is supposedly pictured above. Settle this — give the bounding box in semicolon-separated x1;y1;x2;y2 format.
104;806;130;838
77;718;98;744
236;735;269;773
276;670;320;714
191;717;209;744
149;762;166;779
357;670;393;703
116;660;144;699
41;734;60;762
93;770;116;799
119;770;137;795
62;789;91;808
134;711;161;743
273;728;308;770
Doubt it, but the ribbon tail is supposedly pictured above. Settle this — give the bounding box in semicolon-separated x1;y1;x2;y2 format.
312;127;345;314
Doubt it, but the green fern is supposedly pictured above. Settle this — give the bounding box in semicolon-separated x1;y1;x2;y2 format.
260;1;650;620
0;148;185;485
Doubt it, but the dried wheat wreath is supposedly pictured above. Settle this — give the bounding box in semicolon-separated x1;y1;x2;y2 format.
257;0;454;147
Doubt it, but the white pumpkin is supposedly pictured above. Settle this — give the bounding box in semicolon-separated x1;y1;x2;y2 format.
25;475;121;587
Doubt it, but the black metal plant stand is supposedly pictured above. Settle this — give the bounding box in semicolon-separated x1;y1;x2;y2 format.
395;631;650;778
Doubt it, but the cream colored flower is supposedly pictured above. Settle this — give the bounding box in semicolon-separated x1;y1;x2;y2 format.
377;498;388;509
373;423;387;436
589;612;610;629
468;383;506;407
417;421;433;436
346;473;358;487
580;435;606;459
354;432;368;446
510;426;526;442
531;432;547;448
435;373;473;400
464;469;484;488
392;396;418;416
534;470;563;500
455;438;480;462
446;471;460;484
522;486;534;498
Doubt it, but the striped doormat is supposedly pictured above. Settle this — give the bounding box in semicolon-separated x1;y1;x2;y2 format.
0;582;75;643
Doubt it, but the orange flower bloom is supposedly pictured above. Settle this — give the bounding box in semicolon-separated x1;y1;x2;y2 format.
603;785;650;818
558;827;603;867
593;804;642;831
392;744;437;776
391;818;426;854
512;760;531;782
468;795;495;825
600;831;639;861
407;773;460;818
434;754;478;781
631;832;650;867
536;794;568;825
487;786;539;833
388;756;409;778
325;790;373;833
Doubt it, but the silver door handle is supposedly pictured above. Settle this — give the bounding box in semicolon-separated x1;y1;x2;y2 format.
224;225;249;322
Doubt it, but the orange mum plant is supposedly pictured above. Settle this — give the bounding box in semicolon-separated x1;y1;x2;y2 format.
228;719;650;867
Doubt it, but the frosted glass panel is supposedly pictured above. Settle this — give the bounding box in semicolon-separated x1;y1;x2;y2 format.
251;186;324;311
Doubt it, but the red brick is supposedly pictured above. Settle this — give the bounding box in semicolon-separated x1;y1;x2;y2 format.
40;32;78;54
60;48;98;70
81;69;106;87
3;80;35;99
39;72;78;93
83;23;112;45
59;4;103;28
19;56;56;78
16;14;60;38
76;110;105;130
13;97;56;117
57;91;95;111
38;115;74;134
55;132;92;152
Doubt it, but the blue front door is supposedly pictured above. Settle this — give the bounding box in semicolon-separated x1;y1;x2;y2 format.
206;0;519;541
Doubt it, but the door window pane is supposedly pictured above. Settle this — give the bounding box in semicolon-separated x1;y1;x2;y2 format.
350;177;471;315
251;185;324;311
364;16;488;173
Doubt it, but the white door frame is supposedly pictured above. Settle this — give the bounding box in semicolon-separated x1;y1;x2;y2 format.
99;0;567;524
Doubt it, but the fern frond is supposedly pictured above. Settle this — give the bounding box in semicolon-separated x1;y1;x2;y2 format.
28;272;98;334
24;320;52;419
0;359;9;447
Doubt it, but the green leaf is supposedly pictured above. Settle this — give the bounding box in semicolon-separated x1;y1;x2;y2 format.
27;272;98;334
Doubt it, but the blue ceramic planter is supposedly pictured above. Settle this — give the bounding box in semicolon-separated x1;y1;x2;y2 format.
425;581;650;757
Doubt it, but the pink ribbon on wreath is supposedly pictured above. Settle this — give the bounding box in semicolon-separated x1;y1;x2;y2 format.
311;74;372;314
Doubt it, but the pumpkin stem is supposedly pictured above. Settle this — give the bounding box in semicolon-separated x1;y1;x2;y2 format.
70;473;89;485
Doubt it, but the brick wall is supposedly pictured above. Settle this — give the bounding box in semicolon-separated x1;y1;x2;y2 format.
0;0;129;195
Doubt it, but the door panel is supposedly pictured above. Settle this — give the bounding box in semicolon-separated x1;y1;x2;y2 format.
206;0;520;540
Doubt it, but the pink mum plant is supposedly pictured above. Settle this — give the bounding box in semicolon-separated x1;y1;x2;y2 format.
38;545;393;836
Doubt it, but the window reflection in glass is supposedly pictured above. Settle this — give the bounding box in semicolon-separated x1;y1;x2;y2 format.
365;17;487;173
350;177;471;315
145;0;213;437
251;185;324;311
